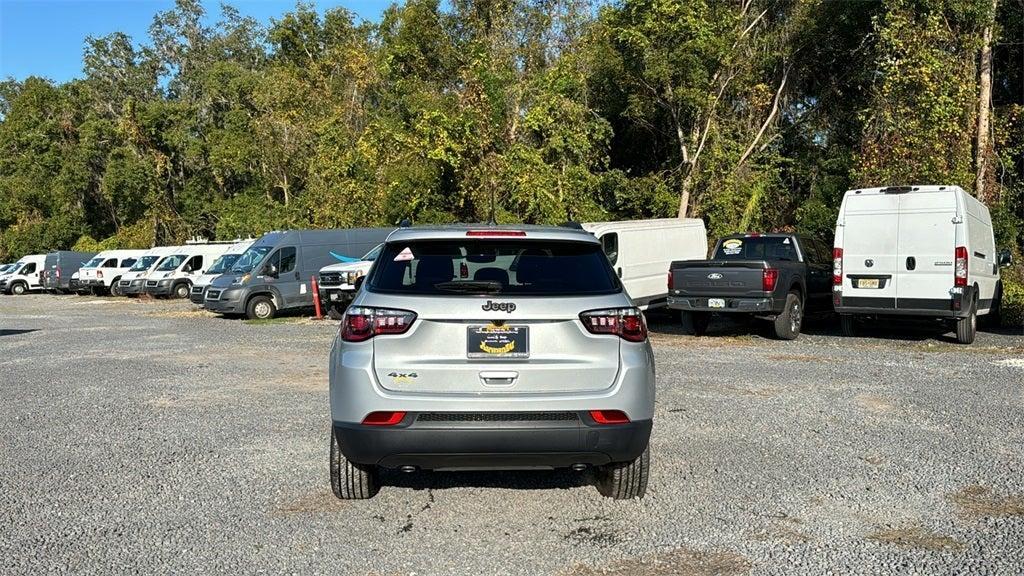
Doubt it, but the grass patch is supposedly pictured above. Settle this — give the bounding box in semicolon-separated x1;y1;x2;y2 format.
949;485;1024;518
242;316;304;325
563;547;751;576
867;525;964;551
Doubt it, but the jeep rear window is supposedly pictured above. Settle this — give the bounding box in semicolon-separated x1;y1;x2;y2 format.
367;240;621;296
714;237;799;261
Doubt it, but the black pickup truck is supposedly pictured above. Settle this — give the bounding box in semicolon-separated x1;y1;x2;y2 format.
667;233;834;339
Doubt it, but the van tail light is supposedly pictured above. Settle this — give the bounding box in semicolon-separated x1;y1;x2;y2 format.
762;268;779;292
954;246;968;287
580;307;647;342
833;248;843;285
667;270;674;291
340;306;416;342
589;410;630;425
56;267;61;278
361;411;406;426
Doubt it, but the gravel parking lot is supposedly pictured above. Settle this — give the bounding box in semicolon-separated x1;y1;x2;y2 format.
2;294;1023;575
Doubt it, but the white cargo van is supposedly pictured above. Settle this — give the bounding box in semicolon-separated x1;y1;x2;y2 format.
582;218;708;309
117;246;179;296
189;239;255;304
833;185;1011;344
143;242;234;299
0;254;47;295
78;250;148;295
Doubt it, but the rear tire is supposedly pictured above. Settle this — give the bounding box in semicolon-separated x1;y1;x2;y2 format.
773;291;803;340
681;311;710;336
596;445;650;499
246;295;277;320
330;428;379;500
956;302;977;345
840;314;857;337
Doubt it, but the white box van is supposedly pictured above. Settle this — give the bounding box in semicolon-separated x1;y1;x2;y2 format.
0;254;47;295
143;242;235;299
78;250;148;295
189;239;255;304
582;218;708;309
833;185;1012;344
117;246;179;296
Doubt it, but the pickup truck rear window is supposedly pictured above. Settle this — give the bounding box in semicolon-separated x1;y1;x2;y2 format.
714;237;799;261
367;240;621;296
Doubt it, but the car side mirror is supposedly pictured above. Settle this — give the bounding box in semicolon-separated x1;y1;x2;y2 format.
265;264;279;278
998;249;1013;268
182;265;192;273
354;276;365;291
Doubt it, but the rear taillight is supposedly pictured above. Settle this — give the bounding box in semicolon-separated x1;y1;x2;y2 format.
580;307;647;342
340;306;416;342
361;411;406;426
589;410;630;425
667;271;674;291
56;267;61;278
762;268;779;292
954;246;968;287
833;247;843;285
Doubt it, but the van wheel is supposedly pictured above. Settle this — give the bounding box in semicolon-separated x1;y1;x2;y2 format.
681;311;710;336
840;314;857;337
596;445;650;499
773;291;803;340
110;282;123;297
956;302;977;345
173;282;190;299
246;295;276;320
330;428;379;499
11;281;27;295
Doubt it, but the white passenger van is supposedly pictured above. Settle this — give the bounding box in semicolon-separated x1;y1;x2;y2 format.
143;241;234;299
833;185;1011;344
76;250;148;295
117;246;179;296
582;218;708;309
0;254;47;295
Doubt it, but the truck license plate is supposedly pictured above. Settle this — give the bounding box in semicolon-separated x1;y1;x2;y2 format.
858;279;880;289
708;298;725;309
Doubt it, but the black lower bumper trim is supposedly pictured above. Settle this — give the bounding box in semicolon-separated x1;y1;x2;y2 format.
333;416;652;470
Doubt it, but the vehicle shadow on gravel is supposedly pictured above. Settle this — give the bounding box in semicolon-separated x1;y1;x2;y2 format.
0;328;39;337
379;468;593;492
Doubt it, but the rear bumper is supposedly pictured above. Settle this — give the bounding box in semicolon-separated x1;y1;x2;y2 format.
835;286;976;319
667;295;781;313
320;287;355;306
333;416;652;469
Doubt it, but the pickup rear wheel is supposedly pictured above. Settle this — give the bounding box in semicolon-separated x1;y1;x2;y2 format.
773;291;803;340
681;311;710;336
596;445;650;499
330;428;379;499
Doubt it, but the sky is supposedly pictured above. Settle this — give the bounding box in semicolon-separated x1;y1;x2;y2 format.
0;0;392;83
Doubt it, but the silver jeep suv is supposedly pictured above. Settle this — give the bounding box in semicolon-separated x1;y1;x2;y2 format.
329;225;654;499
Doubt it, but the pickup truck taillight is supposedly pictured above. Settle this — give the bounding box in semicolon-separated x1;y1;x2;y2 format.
580;307;647;342
762;268;779;292
96;270;103;278
667;271;674;291
954;246;968;287
833;248;843;285
340;306;416;342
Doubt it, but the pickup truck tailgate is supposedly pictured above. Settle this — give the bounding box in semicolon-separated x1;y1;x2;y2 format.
672;261;766;297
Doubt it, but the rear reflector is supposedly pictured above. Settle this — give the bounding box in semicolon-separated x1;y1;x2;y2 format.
589;410;630;425
466;230;527;237
361;411;406;426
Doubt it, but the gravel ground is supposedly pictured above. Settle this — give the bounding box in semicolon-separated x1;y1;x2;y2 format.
1;294;1023;575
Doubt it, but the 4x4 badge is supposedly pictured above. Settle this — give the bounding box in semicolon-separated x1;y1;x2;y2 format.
482;300;516;313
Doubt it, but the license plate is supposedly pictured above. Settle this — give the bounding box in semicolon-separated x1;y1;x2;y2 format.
329;292;340;301
708;298;726;308
467;325;529;358
858;278;880;289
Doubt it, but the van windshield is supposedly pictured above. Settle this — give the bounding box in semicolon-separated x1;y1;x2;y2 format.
82;257;104;268
231;246;273;273
156;255;186;271
367;240;620;296
207;254;240;274
714;237;799;262
129;256;160;272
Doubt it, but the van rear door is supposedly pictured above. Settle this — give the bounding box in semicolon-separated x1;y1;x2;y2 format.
840;193;900;306
895;191;957;309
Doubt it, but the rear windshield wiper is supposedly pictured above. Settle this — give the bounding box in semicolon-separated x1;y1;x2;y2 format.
433;280;504;294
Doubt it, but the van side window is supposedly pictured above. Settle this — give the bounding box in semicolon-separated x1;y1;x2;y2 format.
103;258;117;267
185;255;203;272
601;233;619;266
121;258;137;268
279;247;297;274
21;263;36;274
